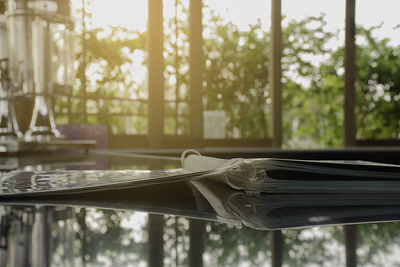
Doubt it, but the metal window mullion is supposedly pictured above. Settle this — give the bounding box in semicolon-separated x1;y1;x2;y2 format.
175;0;179;135
81;0;88;125
270;0;282;147
148;0;164;148
344;0;356;147
189;0;203;140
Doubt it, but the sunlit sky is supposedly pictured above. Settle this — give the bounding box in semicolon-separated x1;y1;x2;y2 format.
70;0;400;97
71;0;400;45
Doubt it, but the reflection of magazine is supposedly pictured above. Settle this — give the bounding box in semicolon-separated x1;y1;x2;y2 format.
2;179;400;230
190;179;400;229
0;150;399;196
0;180;240;226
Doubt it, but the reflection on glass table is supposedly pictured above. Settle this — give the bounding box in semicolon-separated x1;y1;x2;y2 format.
0;150;400;266
1;195;400;266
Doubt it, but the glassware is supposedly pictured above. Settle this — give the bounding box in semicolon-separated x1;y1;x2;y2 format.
25;17;61;140
6;0;74;141
0;14;22;139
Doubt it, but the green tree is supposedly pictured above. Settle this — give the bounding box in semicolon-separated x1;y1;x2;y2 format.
282;15;343;147
66;3;399;145
74;26;146;134
203;16;270;138
355;25;400;139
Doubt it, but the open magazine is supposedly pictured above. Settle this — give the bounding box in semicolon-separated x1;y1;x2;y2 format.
0;150;400;196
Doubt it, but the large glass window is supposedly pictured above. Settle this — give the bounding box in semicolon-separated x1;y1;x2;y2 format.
58;0;148;135
163;0;190;136
355;0;400;140
202;0;271;139
282;0;345;148
51;0;398;148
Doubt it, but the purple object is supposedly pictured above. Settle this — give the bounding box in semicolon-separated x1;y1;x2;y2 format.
57;124;108;149
57;124;108;169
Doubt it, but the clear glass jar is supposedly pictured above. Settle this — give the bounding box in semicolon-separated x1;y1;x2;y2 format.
6;0;74;140
0;13;22;138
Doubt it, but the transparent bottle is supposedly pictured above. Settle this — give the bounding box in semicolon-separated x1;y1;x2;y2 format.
6;0;34;94
25;17;62;140
0;14;22;139
5;0;74;141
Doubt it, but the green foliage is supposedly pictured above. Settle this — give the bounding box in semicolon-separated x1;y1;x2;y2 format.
282;16;344;147
75;208;147;266
356;223;400;266
163;216;190;266
73;26;147;133
355;26;400;139
163;0;190;135
76;27;146;99
203;19;270;138
66;3;399;144
204;222;271;266
283;227;345;266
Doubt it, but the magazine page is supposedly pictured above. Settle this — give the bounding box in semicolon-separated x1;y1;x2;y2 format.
0;168;208;196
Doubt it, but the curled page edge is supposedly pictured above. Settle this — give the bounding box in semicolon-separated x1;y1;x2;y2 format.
181;150;259;192
181;151;239;172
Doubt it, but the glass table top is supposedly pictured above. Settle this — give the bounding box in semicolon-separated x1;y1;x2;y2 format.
0;150;399;266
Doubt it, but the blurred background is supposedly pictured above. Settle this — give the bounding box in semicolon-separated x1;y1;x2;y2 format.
0;0;399;149
64;0;400;149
